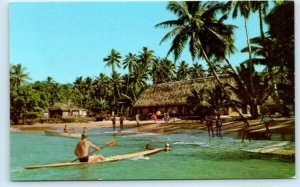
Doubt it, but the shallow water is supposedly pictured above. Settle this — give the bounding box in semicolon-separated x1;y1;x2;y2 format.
10;129;295;181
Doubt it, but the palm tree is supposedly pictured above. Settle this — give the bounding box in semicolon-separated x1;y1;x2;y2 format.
225;1;259;117
123;53;138;95
110;72;124;108
44;76;61;106
251;1;269;40
10;64;31;88
151;57;176;84
156;1;245;117
227;63;269;113
190;63;206;79
123;53;137;74
176;60;190;81
130;65;148;93
206;61;224;77
186;88;211;118
137;47;155;81
103;49;122;74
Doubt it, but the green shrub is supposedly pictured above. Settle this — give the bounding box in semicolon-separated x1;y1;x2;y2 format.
62;117;77;123
26;112;42;119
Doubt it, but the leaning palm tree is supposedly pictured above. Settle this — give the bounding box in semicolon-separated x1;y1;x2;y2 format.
10;64;31;88
103;48;122;74
156;1;245;117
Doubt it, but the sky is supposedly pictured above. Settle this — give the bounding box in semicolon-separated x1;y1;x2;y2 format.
10;1;267;84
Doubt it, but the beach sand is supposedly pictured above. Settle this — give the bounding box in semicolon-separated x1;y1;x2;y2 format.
10;118;295;137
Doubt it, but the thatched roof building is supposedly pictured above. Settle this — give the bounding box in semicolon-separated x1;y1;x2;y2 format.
133;75;245;116
49;103;87;118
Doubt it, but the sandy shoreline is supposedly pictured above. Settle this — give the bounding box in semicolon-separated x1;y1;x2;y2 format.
10;119;158;132
10;118;295;138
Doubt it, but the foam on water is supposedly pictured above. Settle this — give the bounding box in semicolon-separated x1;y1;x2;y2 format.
129;156;150;161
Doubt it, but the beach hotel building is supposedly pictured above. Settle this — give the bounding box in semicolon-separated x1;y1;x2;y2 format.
133;76;260;118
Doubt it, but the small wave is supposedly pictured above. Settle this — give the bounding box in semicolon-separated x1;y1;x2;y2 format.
127;132;162;137
173;141;206;146
10;167;25;172
129;156;150;161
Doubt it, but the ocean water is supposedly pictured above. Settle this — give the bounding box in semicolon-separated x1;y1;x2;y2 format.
10;129;295;181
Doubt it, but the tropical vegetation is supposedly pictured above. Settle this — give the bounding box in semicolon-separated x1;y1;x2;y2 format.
10;1;294;124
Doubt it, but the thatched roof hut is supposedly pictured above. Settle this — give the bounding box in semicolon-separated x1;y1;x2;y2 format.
133;75;246;117
134;75;237;108
49;103;87;118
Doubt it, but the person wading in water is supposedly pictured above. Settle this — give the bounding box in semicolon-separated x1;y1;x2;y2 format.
260;112;273;136
216;114;223;137
206;116;214;137
241;118;251;143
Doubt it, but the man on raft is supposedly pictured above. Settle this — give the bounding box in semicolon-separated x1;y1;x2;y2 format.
74;134;106;162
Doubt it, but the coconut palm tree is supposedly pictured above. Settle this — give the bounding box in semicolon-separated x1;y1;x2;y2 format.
110;72;125;108
137;47;155;81
130;65;148;93
43;76;61;106
190;63;206;79
186;88;211;118
224;1;259;117
123;53;138;95
176;60;190;81
123;53;137;74
251;1;269;40
103;48;122;74
151;57;176;84
10;64;31;88
156;1;246;117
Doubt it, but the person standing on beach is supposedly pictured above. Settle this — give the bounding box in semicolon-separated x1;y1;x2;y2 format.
119;114;124;131
216;114;223;137
64;125;75;133
163;112;168;123
111;116;116;131
241;118;251;143
151;113;157;123
63;125;70;133
135;113;140;127
205;116;214;137
260;112;273;135
74;134;106;162
82;127;88;137
171;108;176;123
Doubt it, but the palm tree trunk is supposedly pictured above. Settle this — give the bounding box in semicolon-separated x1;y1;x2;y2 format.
244;17;258;118
258;5;265;40
201;48;245;118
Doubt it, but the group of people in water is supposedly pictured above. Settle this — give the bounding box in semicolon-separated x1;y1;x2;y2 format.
63;110;273;163
206;112;273;143
205;114;223;137
111;111;124;131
